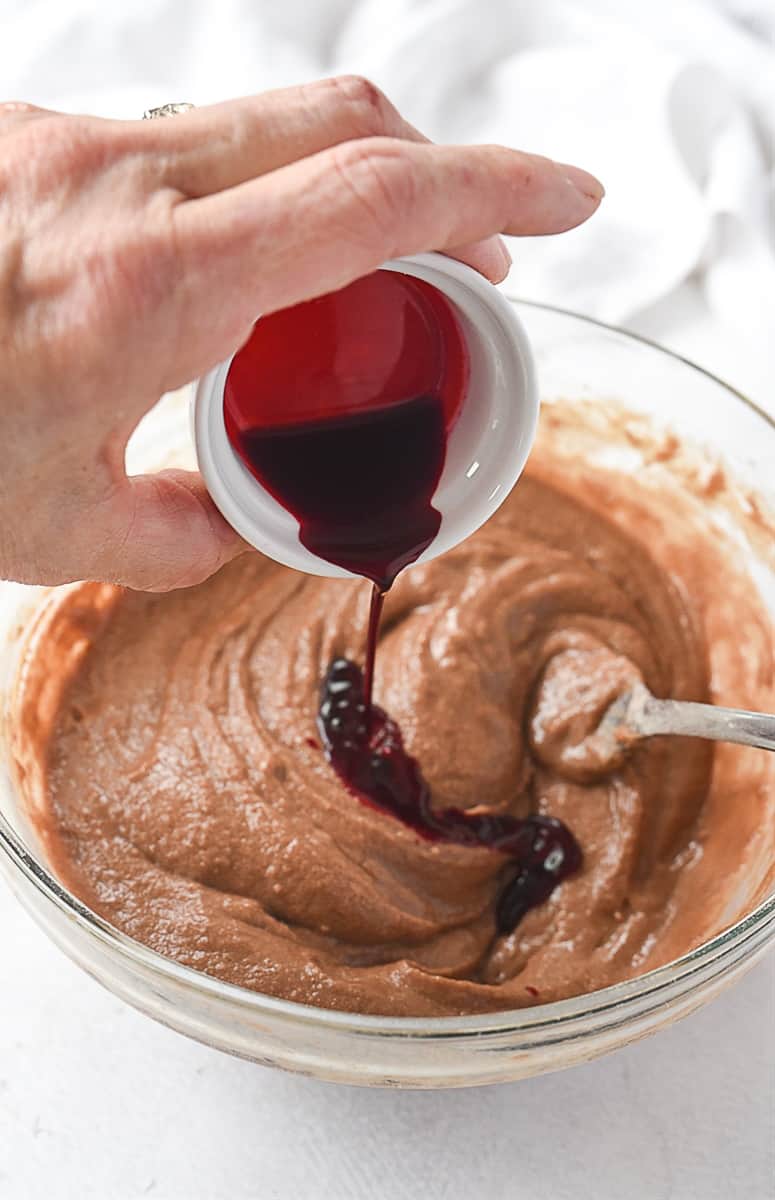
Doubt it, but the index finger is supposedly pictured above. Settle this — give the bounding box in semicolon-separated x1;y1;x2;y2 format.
136;76;512;284
168;136;602;378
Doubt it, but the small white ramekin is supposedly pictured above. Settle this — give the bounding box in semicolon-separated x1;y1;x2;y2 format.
193;252;538;578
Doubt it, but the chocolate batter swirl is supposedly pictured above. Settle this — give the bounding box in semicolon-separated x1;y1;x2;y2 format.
18;407;775;1016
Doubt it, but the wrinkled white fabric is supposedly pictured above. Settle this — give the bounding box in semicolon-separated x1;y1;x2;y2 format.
1;0;772;335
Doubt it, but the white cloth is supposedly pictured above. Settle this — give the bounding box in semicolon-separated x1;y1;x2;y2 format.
1;0;773;348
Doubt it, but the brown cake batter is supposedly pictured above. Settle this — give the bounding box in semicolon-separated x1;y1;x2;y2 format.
14;402;775;1016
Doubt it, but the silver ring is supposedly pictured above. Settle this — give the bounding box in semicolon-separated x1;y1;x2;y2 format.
143;103;195;120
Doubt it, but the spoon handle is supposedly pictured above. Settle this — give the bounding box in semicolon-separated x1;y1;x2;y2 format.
639;694;775;752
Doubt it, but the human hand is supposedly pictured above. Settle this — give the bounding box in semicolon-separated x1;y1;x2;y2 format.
0;77;602;590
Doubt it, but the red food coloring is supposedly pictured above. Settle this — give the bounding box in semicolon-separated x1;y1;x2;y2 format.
223;268;583;935
223;271;468;594
318;657;582;934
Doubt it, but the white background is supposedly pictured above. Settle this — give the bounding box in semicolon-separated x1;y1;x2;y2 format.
0;1;773;1196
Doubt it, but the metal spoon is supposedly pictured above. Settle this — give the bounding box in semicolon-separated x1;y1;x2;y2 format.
593;681;775;764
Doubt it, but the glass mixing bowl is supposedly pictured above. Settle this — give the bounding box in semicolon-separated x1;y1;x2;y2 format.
0;302;773;1089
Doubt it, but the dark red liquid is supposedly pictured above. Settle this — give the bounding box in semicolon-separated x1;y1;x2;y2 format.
319;658;582;934
229;394;446;590
225;269;468;705
224;269;582;933
224;270;468;592
363;584;385;713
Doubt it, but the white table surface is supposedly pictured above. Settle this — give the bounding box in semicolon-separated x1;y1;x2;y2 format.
1;283;774;1199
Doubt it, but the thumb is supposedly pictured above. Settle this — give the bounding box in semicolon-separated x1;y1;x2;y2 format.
93;469;248;591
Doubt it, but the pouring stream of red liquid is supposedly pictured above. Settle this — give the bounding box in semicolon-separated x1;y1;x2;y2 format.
223;269;582;933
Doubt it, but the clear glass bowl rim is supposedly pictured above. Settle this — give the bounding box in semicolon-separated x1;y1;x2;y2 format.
1;297;773;1042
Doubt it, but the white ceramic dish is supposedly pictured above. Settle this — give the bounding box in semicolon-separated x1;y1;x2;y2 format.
193;252;538;577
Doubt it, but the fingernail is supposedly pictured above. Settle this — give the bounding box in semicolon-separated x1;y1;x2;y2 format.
477;239;512;283
496;238;512;275
558;163;605;203
485;238;512;283
446;239;512;283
